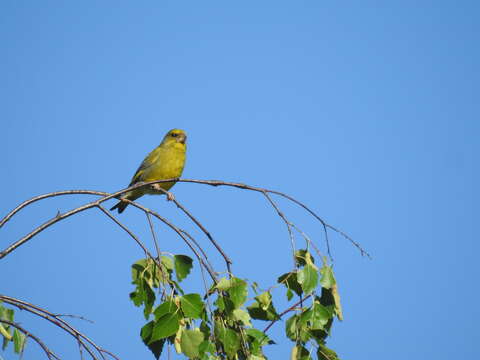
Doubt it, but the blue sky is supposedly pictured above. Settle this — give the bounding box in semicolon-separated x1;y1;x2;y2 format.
1;1;478;359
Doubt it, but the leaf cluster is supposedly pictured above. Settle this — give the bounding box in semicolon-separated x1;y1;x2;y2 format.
131;249;343;360
277;250;342;359
0;302;26;355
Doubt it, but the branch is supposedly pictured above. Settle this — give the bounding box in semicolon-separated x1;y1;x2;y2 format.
0;319;60;359
0;295;119;360
1;179;369;261
263;294;312;333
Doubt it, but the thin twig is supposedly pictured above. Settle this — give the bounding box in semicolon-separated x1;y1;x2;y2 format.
262;191;297;268
170;199;233;272
263;294;312;333
148;184;233;272
52;313;94;324
97;205;160;269
120;199;218;282
146;212;162;261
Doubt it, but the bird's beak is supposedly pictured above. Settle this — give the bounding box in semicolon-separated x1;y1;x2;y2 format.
178;134;187;144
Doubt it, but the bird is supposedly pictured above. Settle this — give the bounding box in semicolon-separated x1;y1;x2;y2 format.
110;129;187;213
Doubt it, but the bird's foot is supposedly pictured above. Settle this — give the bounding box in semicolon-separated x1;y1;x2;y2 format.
166;192;175;201
150;183;163;192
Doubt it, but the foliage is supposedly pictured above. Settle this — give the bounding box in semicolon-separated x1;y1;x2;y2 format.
129;249;342;360
0;302;26;356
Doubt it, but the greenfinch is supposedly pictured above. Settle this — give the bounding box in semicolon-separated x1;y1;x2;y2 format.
110;129;187;213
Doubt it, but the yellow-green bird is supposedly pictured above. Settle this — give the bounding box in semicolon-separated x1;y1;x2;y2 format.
110;129;187;213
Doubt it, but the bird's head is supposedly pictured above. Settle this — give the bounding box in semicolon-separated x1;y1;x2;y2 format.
162;129;187;146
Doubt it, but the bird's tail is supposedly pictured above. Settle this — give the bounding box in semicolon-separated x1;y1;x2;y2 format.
110;200;128;214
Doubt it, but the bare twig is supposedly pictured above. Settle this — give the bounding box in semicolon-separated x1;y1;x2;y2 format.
118;199;218;282
96;204;155;261
52;314;94;324
262;191;297;267
147;184;233;273
0;178;369;260
146;212;162;261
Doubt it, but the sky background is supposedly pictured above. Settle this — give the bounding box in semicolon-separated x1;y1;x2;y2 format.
1;1;479;359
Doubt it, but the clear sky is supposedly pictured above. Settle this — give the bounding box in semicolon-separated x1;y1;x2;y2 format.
1;1;478;359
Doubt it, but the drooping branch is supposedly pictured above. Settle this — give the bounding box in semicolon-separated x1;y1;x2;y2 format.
0;295;119;360
0;190;220;282
0;178;369;262
0;319;59;360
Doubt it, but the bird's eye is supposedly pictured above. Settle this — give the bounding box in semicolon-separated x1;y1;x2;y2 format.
171;133;178;137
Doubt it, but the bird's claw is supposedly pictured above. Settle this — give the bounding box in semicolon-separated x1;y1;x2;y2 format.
150;183;162;191
166;192;175;201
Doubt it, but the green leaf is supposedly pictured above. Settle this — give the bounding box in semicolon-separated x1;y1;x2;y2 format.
1;307;14;350
174;255;193;282
291;345;312;360
248;355;267;360
140;321;154;343
150;312;180;342
154;300;178;321
256;292;272;310
247;300;278;321
317;344;340;360
161;255;174;271
310;302;333;330
0;324;11;341
140;321;165;359
319;263;342;319
228;278;248;308
298;302;332;332
180;329;204;358
245;328;274;346
215;295;235;315
13;329;25;354
319;264;336;289
319;284;343;321
0;307;14;323
285;315;298;341
278;272;303;297
218;327;240;359
199;339;216;357
132;258;168;288
143;279;156;319
129;275;156;319
232;309;252;327
131;259;148;282
215;277;231;291
180;293;204;319
246;328;274;355
297;264;318;295
294;249;313;267
332;285;343;321
286;288;294;301
129;288;143;307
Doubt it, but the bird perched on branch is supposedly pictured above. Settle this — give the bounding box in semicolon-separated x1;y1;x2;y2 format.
110;129;187;213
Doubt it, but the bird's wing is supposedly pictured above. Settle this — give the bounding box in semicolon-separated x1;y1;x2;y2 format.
129;148;161;185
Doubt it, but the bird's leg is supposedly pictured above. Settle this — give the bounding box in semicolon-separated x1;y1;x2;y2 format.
150;183;175;201
150;183;163;192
